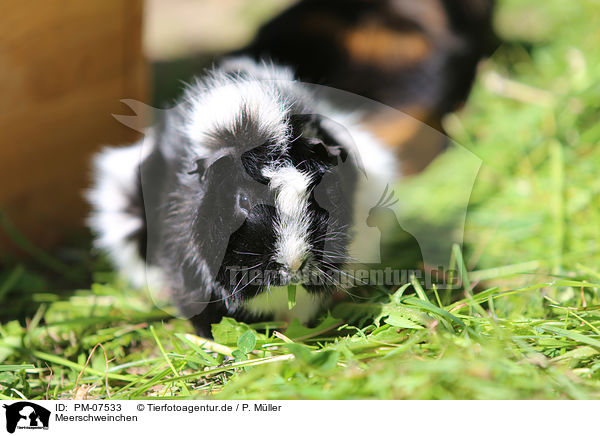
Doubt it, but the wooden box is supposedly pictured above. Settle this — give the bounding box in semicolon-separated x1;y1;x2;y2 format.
0;0;147;253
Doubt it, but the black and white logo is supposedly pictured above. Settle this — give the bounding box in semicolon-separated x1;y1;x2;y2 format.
2;402;50;434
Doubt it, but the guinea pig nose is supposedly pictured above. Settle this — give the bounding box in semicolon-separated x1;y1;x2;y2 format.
287;256;309;274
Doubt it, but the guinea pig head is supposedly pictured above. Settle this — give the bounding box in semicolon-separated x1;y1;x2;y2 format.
178;113;359;312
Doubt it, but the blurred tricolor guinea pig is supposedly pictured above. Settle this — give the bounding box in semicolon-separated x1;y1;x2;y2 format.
87;57;396;336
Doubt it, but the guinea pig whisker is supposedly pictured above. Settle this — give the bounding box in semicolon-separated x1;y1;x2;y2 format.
229;273;261;300
311;265;335;286
288;131;304;144
313;265;348;289
322;264;358;284
311;265;371;300
329;282;367;300
319;262;352;278
233;250;262;256
319;262;370;288
313;270;370;301
336;287;373;301
312;229;348;239
229;273;250;297
205;274;251;305
309;247;343;255
310;232;349;245
227;263;266;295
234;262;264;272
250;280;268;304
311;250;356;265
310;248;352;259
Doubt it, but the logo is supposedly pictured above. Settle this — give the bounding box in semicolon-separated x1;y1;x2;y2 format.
2;402;50;434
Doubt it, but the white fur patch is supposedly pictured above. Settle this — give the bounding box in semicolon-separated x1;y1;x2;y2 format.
263;166;312;272
86;134;160;289
346;126;398;264
182;59;305;156
186;82;289;145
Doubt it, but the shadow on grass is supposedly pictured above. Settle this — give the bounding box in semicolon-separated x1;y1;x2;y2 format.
0;210;98;323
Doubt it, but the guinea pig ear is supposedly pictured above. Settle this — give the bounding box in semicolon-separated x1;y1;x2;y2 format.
292;113;351;165
315;115;370;179
187;158;209;181
315;119;351;164
187;154;233;182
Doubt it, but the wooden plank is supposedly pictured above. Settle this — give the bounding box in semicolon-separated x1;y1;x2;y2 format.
0;0;147;252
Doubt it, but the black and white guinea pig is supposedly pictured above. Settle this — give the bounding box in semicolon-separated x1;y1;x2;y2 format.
87;57;397;337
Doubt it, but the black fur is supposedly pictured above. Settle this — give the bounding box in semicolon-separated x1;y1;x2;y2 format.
237;0;497;118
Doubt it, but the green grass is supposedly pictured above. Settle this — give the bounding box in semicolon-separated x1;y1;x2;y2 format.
2;0;600;399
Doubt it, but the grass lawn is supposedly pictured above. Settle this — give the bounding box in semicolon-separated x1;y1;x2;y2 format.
2;0;600;399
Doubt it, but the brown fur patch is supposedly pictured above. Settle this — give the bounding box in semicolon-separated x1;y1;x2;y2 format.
343;22;432;69
364;108;447;175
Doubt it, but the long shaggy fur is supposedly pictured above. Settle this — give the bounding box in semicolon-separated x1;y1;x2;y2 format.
87;57;396;336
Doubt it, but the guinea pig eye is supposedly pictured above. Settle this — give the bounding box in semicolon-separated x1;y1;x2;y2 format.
237;191;251;214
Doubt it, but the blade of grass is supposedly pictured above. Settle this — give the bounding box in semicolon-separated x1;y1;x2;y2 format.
149;325;191;396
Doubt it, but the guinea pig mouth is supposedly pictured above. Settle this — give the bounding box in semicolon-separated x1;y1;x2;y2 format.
276;257;312;286
278;270;302;286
